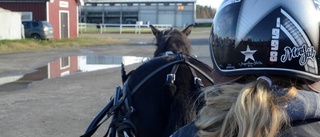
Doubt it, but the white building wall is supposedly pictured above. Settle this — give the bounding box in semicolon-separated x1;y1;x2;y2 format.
181;11;194;27
0;11;22;40
81;0;196;27
175;11;182;27
158;11;175;25
140;10;157;24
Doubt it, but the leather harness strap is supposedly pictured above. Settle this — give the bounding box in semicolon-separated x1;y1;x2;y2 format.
166;64;179;84
185;57;205;89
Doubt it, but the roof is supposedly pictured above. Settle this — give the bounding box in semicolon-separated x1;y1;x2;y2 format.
83;0;196;3
0;0;84;5
0;0;47;2
0;7;11;12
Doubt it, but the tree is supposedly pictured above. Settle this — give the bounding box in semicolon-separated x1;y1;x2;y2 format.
196;5;216;19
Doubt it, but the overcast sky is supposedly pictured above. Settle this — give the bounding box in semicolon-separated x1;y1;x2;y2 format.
196;0;223;9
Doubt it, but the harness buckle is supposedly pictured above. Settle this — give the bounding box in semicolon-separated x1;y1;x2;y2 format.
164;51;174;56
130;106;135;113
166;74;176;84
194;77;203;87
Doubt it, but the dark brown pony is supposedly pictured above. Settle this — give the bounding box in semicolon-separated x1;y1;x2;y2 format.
81;24;214;137
151;24;193;57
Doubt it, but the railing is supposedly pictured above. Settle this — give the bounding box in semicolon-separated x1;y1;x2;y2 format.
79;23;87;32
78;23;172;34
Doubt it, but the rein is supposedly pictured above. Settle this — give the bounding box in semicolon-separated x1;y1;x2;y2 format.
81;53;214;137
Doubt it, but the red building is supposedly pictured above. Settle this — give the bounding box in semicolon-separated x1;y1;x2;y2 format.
19;56;79;81
48;56;79;79
0;0;83;39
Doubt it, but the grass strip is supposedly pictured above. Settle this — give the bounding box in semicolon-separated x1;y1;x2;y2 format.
0;37;129;53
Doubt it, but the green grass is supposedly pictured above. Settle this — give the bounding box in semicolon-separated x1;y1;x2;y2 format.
81;29;152;34
0;25;211;53
0;37;129;53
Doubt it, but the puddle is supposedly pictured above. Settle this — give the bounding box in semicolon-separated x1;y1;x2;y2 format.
0;55;150;92
136;42;154;45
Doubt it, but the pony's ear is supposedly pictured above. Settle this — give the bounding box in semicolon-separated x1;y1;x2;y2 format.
182;24;194;36
150;25;160;36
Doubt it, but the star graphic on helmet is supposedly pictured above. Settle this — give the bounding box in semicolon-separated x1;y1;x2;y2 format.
241;45;257;61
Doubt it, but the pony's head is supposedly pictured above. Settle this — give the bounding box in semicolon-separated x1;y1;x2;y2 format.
150;24;194;57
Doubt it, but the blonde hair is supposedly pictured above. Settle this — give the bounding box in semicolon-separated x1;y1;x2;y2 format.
195;78;297;137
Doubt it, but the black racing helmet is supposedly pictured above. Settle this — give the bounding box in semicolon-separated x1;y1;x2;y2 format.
210;0;320;82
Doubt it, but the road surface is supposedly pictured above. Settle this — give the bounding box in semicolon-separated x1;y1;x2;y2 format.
0;27;212;137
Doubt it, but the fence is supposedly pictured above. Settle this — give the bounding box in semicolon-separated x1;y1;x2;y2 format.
78;23;172;34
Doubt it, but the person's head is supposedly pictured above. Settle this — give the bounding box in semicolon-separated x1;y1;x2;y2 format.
196;0;320;136
196;79;297;137
209;0;320;85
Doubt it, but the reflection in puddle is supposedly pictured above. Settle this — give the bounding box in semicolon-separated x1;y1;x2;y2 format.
136;42;153;45
0;55;149;92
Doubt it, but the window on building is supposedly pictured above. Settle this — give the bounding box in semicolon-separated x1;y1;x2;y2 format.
140;3;146;6
151;3;157;6
164;3;169;6
60;57;70;69
146;3;151;6
20;12;32;21
177;5;184;10
123;12;138;16
88;12;101;16
133;3;139;6
105;12;120;17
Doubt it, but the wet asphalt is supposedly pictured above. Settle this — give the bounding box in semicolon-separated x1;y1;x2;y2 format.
0;27;212;137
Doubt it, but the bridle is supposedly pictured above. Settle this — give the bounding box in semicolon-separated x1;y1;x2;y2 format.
80;53;214;137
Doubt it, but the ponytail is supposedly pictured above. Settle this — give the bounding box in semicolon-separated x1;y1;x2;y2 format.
196;76;293;137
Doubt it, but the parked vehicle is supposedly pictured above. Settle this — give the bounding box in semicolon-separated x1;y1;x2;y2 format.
22;20;54;40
